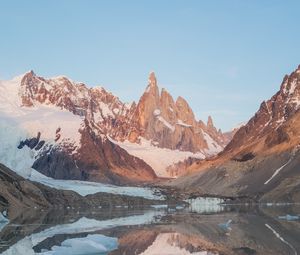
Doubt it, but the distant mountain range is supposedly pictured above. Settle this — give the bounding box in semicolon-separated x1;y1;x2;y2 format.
2;65;300;203
0;70;230;184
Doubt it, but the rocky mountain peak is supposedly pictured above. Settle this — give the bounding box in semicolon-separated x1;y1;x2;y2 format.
225;64;300;154
131;72;230;153
207;116;214;129
175;96;195;124
148;71;157;86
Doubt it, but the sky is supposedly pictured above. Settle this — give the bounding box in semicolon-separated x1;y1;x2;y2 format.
1;0;300;131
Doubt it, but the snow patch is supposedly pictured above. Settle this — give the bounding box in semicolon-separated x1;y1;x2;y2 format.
153;109;161;116
264;158;292;185
177;119;192;127
202;131;223;155
157;116;175;132
288;80;297;95
99;102;114;118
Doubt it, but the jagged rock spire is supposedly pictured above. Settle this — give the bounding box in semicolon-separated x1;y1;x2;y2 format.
207;115;214;128
148;71;157;87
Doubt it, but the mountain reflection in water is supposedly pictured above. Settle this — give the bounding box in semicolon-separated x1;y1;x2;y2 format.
0;203;300;255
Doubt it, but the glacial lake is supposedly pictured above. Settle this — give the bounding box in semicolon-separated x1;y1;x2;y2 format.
1;201;300;255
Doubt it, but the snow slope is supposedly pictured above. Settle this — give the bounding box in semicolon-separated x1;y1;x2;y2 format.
202;131;223;156
109;137;205;178
0;76;84;154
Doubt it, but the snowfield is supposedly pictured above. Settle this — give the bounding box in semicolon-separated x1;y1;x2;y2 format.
108;137;205;178
0;76;84;152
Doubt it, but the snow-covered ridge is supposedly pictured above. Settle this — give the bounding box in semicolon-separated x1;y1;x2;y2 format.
0;75;84;150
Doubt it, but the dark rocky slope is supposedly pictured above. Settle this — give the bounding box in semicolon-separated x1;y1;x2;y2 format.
0;163;165;221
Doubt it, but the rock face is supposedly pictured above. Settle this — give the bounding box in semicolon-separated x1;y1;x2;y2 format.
0;70;230;183
132;72;229;153
225;65;300;155
32;122;157;184
173;65;300;202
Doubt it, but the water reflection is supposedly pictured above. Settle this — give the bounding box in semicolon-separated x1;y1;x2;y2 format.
0;203;300;255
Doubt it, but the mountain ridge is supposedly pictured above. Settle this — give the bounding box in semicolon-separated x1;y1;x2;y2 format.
0;70;230;183
170;64;300;203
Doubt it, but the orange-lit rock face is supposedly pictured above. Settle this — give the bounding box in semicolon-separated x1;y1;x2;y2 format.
225;65;300;155
133;72;229;153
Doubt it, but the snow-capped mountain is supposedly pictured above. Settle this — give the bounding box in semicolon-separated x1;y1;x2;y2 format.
0;70;230;182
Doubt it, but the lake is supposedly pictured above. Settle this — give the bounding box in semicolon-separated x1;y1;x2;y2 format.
1;200;300;255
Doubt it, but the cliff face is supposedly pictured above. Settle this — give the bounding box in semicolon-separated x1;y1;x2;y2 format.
225;65;300;156
132;72;228;154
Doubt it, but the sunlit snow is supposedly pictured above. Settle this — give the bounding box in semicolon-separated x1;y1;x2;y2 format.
109;137;205;178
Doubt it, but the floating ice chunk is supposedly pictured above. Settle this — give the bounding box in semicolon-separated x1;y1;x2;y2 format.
151;204;168;209
186;197;224;214
218;220;232;231
0;211;9;232
278;214;299;221
39;234;118;255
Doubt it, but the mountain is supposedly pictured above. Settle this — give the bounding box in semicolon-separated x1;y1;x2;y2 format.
172;65;300;203
132;72;229;153
0;71;229;183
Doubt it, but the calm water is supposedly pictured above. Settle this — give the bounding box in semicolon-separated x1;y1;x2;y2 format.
1;202;300;255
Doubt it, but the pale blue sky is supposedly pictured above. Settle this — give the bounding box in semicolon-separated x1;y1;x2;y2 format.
1;0;300;130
